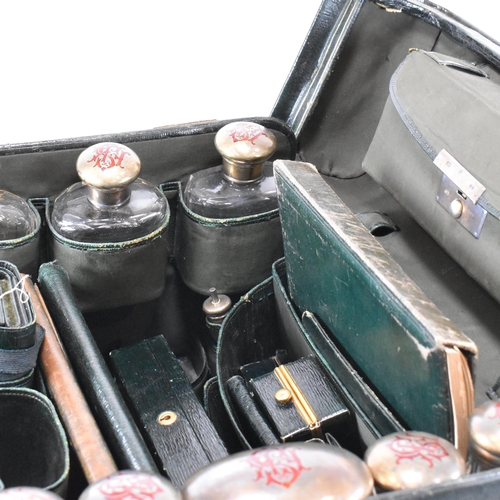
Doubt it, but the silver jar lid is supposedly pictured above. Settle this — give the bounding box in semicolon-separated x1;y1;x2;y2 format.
202;287;232;321
215;122;277;183
470;441;500;470
0;488;62;500
364;431;465;491
469;400;500;461
77;142;141;207
182;442;373;500
78;471;180;500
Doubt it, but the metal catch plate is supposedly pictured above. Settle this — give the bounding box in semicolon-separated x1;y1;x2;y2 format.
437;175;487;239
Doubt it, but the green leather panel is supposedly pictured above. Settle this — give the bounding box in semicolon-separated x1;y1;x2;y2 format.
275;160;477;441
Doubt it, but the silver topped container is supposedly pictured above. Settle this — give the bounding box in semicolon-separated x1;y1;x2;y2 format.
364;431;466;491
469;400;500;470
78;471;180;500
182;442;373;500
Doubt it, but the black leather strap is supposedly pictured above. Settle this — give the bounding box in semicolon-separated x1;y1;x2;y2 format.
110;335;228;488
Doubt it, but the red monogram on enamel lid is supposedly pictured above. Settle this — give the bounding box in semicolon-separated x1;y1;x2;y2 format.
88;144;130;171
183;121;279;218
0;487;63;500
246;447;311;488
182;442;373;500
228;123;268;145
78;471;180;500
364;431;465;491
51;142;169;243
77;142;141;191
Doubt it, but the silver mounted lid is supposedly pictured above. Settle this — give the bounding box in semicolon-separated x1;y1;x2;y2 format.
0;488;62;500
364;431;466;491
215;122;277;183
202;287;232;320
77;142;141;207
469;400;500;467
182;442;373;500
78;471;180;500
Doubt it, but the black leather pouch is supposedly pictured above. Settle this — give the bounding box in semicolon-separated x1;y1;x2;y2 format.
217;259;371;454
110;335;228;488
0;199;41;278
244;354;351;442
0;261;43;387
0;387;69;496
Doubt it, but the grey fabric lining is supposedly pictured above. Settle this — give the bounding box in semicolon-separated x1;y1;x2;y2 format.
297;1;440;178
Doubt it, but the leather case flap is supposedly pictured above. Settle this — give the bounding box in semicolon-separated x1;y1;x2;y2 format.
110;335;228;488
274;159;477;443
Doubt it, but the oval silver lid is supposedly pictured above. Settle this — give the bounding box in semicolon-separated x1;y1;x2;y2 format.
79;471;180;500
215;122;277;183
183;442;373;500
469;400;500;458
202;287;232;319
0;487;63;500
364;431;466;491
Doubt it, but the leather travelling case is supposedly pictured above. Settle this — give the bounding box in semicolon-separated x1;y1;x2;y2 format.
4;0;500;498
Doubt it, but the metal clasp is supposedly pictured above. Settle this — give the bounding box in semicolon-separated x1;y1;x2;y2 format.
434;150;487;238
436;175;487;238
274;364;323;439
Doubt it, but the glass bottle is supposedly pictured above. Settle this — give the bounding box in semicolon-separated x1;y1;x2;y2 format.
184;122;278;218
0;191;38;241
51;142;169;243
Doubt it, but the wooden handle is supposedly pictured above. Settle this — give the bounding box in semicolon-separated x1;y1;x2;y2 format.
25;277;117;483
